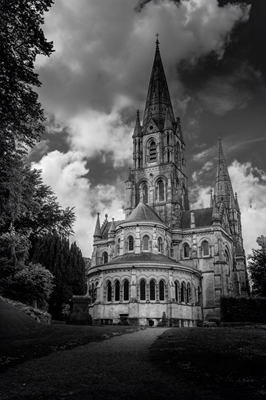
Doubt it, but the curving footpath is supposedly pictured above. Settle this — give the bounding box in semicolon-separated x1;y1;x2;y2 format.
0;327;221;400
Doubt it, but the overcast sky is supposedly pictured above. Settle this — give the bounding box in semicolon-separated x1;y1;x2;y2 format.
29;0;266;258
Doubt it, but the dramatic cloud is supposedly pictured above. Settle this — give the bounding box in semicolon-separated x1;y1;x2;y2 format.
32;151;125;257
32;0;254;255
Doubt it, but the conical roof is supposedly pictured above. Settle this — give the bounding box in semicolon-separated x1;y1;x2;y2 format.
143;40;174;131
126;200;163;223
214;138;235;208
132;110;142;138
93;213;102;238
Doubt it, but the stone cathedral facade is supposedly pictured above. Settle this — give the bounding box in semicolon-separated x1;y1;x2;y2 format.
85;41;249;327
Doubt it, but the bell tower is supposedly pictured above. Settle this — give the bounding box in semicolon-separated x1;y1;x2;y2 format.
125;39;189;227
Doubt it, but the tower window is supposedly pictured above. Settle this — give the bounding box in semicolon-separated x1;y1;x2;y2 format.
141;183;148;204
128;235;134;251
149;141;157;162
143;235;149;251
103;251;108;264
156;179;165;202
183;243;190;259
150;280;155;301
202;240;209;256
140;279;146;300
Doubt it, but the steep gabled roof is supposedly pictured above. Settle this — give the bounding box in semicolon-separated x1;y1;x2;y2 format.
126;201;163;223
181;208;213;229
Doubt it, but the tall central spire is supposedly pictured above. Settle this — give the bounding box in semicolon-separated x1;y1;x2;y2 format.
142;39;174;131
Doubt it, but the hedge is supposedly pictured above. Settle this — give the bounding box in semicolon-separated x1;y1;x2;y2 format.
221;296;266;323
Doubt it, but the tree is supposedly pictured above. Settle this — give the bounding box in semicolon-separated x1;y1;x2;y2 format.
0;0;54;149
30;233;86;318
248;235;266;297
5;263;55;307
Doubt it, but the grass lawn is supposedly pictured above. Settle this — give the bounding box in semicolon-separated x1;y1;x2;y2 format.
150;327;266;399
0;301;139;372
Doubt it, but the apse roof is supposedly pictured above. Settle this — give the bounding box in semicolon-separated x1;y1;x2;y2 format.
108;252;179;266
181;208;213;229
125;201;163;223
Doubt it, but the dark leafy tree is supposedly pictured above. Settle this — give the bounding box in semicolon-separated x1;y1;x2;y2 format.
31;233;86;318
248;236;266;297
5;262;55;306
0;0;54;149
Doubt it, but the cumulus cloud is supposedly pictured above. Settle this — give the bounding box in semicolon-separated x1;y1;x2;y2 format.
32;151;125;257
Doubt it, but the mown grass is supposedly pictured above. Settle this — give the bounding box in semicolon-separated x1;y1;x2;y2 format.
150;327;266;399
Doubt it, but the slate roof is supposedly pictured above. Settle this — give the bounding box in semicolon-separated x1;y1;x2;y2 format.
108;252;179;265
125;201;163;223
181;208;212;229
101;220;124;239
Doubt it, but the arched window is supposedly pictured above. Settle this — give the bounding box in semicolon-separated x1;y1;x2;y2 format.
91;283;95;303
149;141;157;162
158;237;163;253
198;286;201;303
175;281;180;302
159;280;165;301
143;235;149;251
156;179;165;202
150;280;155;301
187;283;191;303
181;282;186;302
128;236;134;251
202;240;209;256
103;251;108;264
107;281;112;302
225;249;230;264
123;280;129;301
183;243;190;259
142;183;148;204
140;279;146;300
115;280;120;302
117;238;120;255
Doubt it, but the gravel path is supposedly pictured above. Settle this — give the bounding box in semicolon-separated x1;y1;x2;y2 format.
0;327;218;400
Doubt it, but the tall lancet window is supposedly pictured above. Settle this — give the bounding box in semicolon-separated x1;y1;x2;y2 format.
156;179;165;202
149;141;157;162
140;183;148;204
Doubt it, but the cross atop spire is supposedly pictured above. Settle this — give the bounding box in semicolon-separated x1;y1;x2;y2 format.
142;40;174;131
155;33;159;47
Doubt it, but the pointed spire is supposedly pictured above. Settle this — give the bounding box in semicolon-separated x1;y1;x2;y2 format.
214;138;235;208
176;117;185;144
163;107;174;130
235;192;240;213
108;218;116;234
143;40;174;131
93;213;102;239
132;110;142;138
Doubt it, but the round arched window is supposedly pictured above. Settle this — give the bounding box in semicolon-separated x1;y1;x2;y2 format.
143;235;149;251
202;240;209;256
128;236;134;251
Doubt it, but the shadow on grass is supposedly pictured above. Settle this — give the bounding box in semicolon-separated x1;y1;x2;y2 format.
150;327;266;400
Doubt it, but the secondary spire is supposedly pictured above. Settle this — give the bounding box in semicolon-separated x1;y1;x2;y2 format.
214;138;235;208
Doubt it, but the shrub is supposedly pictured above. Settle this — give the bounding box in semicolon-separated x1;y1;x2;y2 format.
221;296;266;322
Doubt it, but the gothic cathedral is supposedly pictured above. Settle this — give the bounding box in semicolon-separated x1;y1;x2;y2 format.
85;41;249;326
